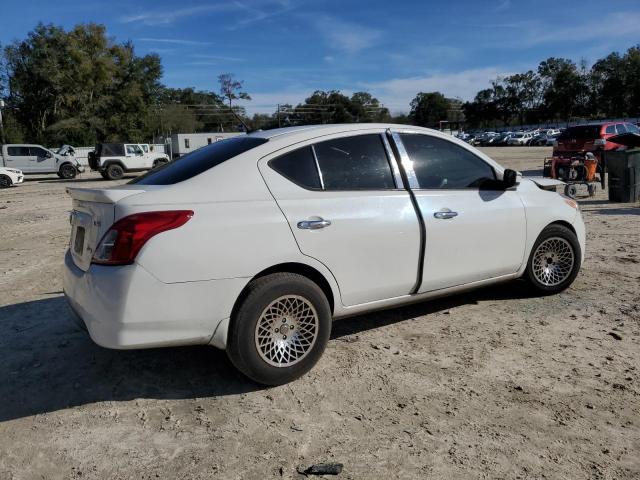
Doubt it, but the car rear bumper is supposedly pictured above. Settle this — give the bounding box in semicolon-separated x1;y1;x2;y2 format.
63;249;247;350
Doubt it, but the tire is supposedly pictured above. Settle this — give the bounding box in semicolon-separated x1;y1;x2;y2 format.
525;224;581;294
564;184;577;198
227;273;332;386
59;163;77;179
0;175;12;189
100;171;109;180
105;164;124;180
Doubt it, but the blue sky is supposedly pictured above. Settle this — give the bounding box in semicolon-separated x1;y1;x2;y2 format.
1;0;640;113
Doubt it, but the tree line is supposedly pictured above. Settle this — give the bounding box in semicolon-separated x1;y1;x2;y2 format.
1;22;639;146
462;47;640;128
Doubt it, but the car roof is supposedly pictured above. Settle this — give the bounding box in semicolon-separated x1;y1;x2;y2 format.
247;123;431;140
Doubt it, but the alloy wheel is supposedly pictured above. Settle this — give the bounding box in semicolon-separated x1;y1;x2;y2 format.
532;237;575;287
254;295;319;367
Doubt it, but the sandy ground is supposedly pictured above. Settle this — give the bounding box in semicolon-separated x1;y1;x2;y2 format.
0;146;639;479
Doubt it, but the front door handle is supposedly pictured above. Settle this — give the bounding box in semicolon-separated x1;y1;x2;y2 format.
434;210;458;220
297;218;331;230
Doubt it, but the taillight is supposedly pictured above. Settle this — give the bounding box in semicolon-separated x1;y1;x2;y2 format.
92;210;193;266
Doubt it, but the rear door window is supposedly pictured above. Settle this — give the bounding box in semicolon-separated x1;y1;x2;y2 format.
605;125;616;134
270;147;321;190
7;146;30;156
616;124;628;134
400;133;496;189
131;136;268;185
313;134;396;190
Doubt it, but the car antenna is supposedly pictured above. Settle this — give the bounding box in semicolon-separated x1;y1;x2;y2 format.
228;106;252;134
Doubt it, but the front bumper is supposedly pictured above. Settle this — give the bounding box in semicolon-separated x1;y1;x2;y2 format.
63;250;247;349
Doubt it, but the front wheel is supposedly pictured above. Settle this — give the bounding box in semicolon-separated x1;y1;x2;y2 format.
59;164;77;179
226;273;332;385
525;224;581;294
0;175;12;188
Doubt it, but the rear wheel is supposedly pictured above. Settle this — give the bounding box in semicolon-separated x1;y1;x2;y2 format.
59;163;77;179
0;175;12;188
105;164;124;180
227;273;331;385
525;224;581;294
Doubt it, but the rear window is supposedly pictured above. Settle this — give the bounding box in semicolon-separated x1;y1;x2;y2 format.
130;136;268;185
558;125;602;140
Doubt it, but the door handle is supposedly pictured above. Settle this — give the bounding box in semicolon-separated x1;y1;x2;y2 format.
434;210;458;220
297;218;331;230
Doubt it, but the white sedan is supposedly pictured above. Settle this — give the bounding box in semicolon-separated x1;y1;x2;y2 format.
64;124;585;385
0;167;24;188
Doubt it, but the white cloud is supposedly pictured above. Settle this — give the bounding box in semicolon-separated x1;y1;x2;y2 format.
120;5;231;25
189;53;245;62
315;16;382;54
363;68;513;112
496;0;511;11
527;11;640;45
137;37;212;46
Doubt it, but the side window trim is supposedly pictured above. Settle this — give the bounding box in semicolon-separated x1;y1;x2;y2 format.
389;131;420;189
381;132;405;189
310;145;325;190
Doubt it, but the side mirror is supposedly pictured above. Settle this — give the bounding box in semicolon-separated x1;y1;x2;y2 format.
46;152;53;158
502;169;519;188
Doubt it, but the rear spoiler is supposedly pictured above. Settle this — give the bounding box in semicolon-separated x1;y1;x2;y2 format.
66;186;146;204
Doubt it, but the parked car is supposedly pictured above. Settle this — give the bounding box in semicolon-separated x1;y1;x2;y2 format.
64;124;585;385
553;122;639;161
0;144;84;178
88;143;171;180
508;132;535;146
0;166;24;188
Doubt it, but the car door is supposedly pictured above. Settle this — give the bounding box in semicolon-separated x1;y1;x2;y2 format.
29;146;56;173
4;146;32;171
260;131;422;307
392;131;527;292
125;144;145;169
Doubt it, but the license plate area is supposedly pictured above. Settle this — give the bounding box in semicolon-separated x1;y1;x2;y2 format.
70;210;94;271
73;226;86;255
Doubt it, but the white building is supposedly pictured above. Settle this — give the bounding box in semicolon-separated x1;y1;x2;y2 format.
170;132;245;158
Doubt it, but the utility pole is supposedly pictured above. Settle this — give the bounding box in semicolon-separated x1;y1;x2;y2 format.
0;100;6;145
277;103;281;128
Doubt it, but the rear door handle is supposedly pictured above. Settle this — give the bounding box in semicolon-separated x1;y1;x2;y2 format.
297;218;331;230
434;210;458;220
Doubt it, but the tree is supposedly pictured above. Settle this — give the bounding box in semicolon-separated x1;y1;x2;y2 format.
409;92;449;127
2;23;162;145
218;73;250;109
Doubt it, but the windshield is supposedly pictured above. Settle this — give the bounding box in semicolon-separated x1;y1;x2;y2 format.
130;136;268;185
558;125;601;140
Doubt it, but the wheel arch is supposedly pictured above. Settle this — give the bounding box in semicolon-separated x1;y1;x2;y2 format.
210;261;338;350
58;161;77;173
237;262;335;315
546;220;576;236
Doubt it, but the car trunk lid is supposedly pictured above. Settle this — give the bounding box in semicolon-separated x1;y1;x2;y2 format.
66;186;146;271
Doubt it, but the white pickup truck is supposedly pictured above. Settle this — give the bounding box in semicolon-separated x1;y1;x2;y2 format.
0;144;84;178
88;143;170;180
